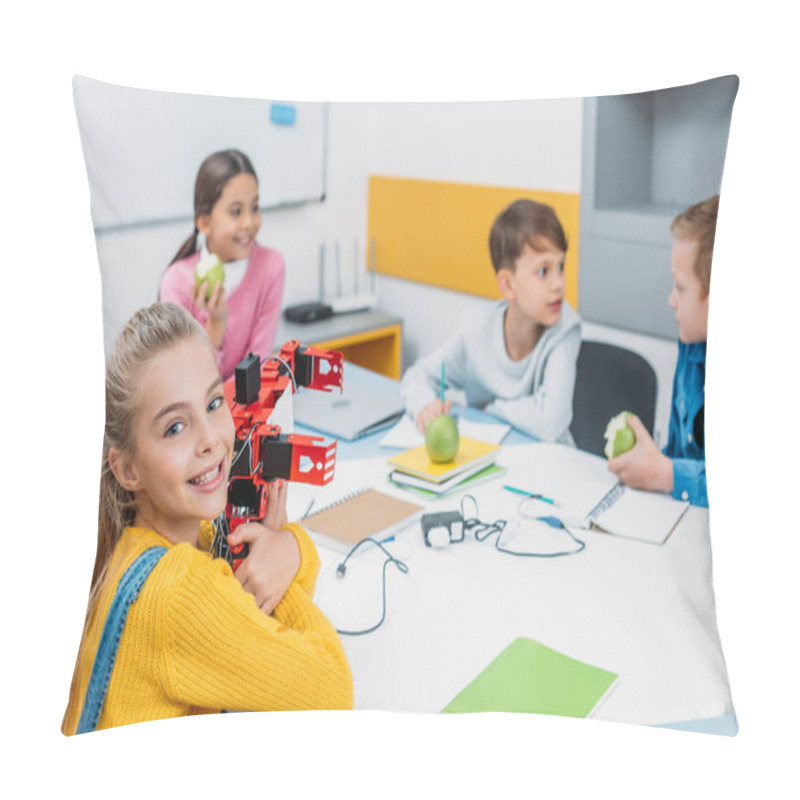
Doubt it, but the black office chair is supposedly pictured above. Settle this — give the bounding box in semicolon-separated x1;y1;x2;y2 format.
570;340;658;457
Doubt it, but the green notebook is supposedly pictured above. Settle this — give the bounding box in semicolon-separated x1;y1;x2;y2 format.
442;637;618;718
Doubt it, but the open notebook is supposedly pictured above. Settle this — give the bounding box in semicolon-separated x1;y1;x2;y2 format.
505;443;689;545
585;482;689;544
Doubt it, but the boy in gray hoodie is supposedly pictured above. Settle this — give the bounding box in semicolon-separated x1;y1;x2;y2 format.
401;199;581;444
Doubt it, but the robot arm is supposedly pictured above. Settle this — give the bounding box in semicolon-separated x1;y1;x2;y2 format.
211;340;344;569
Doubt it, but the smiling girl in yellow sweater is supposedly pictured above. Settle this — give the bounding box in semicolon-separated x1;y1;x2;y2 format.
62;302;352;734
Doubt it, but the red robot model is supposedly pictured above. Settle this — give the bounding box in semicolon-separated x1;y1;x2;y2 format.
211;340;344;570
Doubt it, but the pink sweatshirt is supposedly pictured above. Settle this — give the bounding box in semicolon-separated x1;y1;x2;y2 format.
160;244;286;381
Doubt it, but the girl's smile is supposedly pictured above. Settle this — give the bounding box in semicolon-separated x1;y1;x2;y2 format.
187;459;226;492
110;336;235;545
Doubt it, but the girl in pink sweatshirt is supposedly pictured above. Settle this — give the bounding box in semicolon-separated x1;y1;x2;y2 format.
160;150;285;381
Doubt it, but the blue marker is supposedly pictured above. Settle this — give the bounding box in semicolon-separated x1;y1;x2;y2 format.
503;484;557;505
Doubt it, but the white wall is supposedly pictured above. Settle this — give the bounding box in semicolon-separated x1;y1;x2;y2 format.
365;99;583;190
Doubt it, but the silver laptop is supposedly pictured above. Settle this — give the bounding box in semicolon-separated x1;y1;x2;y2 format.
292;384;405;441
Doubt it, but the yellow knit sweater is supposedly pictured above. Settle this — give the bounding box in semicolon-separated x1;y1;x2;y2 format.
62;521;353;734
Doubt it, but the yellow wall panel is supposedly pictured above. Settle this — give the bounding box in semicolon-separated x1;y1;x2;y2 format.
367;176;581;309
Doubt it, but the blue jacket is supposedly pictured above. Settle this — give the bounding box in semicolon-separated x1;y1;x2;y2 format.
665;341;708;507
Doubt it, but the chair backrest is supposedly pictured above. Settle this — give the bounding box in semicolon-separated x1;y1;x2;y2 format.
570;340;657;457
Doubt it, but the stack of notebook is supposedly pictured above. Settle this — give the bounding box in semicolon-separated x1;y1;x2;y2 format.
387;437;503;499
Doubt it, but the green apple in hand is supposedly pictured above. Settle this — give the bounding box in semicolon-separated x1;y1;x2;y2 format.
425;413;460;463
604;411;636;459
195;253;225;300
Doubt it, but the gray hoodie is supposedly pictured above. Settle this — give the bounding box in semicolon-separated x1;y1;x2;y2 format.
401;300;582;444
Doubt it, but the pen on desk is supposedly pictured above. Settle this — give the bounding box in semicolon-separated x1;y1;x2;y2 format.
440;362;445;405
503;484;557;505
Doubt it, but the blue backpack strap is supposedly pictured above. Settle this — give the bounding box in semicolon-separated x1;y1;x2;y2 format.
76;546;168;734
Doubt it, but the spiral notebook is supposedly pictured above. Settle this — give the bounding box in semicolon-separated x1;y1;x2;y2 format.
585;482;689;544
301;488;423;549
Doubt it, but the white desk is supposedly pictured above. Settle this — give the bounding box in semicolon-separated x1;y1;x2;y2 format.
286;442;735;730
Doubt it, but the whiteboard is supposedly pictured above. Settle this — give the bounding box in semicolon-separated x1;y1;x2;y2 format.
73;76;327;231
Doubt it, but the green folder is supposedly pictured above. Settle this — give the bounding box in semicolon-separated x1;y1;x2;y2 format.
442;637;618;718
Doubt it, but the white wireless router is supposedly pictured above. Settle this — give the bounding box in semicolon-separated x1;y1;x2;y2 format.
327;293;378;314
322;237;378;315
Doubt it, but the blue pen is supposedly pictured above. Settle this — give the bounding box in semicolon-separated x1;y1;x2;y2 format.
440;362;445;405
503;484;557;505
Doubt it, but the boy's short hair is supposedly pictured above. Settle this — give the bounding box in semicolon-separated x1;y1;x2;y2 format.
489;199;568;274
671;195;719;297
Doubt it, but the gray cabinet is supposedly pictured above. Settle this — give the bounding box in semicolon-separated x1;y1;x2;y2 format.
579;76;739;338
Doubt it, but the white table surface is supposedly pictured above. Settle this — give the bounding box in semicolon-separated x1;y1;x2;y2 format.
286;441;735;729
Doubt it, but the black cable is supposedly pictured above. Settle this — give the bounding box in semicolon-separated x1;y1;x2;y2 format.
491;520;586;558
333;537;409;636
332;494;584;637
460;493;586;558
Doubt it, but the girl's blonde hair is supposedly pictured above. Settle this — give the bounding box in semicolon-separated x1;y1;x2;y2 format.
95;302;206;587
63;302;207;732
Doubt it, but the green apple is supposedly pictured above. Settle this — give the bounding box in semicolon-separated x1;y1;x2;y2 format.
425;413;460;463
603;411;636;459
194;253;225;300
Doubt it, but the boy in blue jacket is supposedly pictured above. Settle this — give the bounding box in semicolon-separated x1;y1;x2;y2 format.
609;195;719;507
